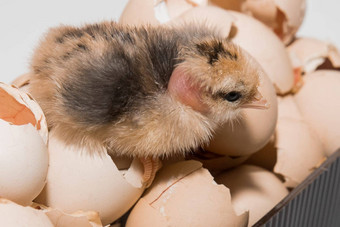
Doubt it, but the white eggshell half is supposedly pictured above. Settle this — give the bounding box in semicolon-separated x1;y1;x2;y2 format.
287;38;340;74
274;118;325;187
215;165;289;226
127;160;249;227
206;66;277;156
0;120;48;206
35;133;145;225
0;198;53;227
294;70;340;156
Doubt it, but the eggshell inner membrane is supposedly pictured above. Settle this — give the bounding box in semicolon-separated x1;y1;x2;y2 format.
0;87;37;127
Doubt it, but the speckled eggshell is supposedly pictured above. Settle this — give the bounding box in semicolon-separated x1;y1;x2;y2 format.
126;160;249;227
0;83;48;206
294;70;340;156
35;132;146;226
215;165;289;226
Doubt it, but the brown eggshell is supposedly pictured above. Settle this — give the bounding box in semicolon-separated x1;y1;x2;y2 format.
119;0;207;25
287;38;340;74
0;198;54;227
35;131;145;225
294;70;340;156
215;165;289;226
274;118;326;187
206;66;277;157
210;0;306;44
277;95;303;120
126;160;249;227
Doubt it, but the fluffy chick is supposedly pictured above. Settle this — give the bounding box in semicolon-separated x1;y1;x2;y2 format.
28;21;266;160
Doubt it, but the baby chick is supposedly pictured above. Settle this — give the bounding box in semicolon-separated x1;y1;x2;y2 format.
28;21;267;185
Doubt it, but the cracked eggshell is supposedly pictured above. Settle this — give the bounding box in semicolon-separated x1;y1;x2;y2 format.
32;203;103;227
35;132;146;226
274;118;326;187
0;83;48;206
0;198;53;227
206;65;277;157
126;160;249;227
215;165;289;226
287;38;340;74
119;0;207;25
210;0;306;44
294;70;340;156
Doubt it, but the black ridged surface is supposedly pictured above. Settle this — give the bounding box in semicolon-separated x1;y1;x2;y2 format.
254;149;340;227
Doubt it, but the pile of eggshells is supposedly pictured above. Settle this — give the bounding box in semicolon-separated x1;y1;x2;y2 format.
1;0;340;226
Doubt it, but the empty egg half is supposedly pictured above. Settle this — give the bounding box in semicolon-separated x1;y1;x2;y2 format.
215;165;289;226
35;131;146;226
126;160;249;227
0;82;48;206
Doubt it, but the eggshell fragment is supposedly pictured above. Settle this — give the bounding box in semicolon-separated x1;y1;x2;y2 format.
274;118;325;187
277;95;303;120
119;0;207;25
210;0;306;44
0;83;48;206
32;203;103;227
126;160;249;227
294;70;340;156
287;38;340;74
206;66;277;156
0;198;53;227
0;82;48;143
215;165;289;226
35;132;145;225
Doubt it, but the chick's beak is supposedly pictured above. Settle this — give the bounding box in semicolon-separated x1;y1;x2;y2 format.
241;90;269;109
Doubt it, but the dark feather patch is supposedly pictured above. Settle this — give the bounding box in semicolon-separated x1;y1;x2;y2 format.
196;40;237;65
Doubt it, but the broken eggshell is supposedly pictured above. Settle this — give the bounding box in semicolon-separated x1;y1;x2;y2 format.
0;83;48;206
274;118;326;187
35;131;146;226
215;165;289;226
119;0;207;25
287;37;340;75
126;160;249;227
0;198;54;227
210;0;306;44
294;70;340;156
32;203;103;227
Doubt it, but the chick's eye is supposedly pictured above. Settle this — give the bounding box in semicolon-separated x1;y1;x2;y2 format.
223;91;242;102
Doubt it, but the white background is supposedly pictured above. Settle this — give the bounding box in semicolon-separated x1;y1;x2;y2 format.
0;0;339;84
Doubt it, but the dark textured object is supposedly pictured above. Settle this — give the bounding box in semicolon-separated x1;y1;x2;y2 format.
254;149;340;227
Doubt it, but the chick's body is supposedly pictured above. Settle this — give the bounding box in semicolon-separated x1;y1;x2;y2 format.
29;21;264;158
